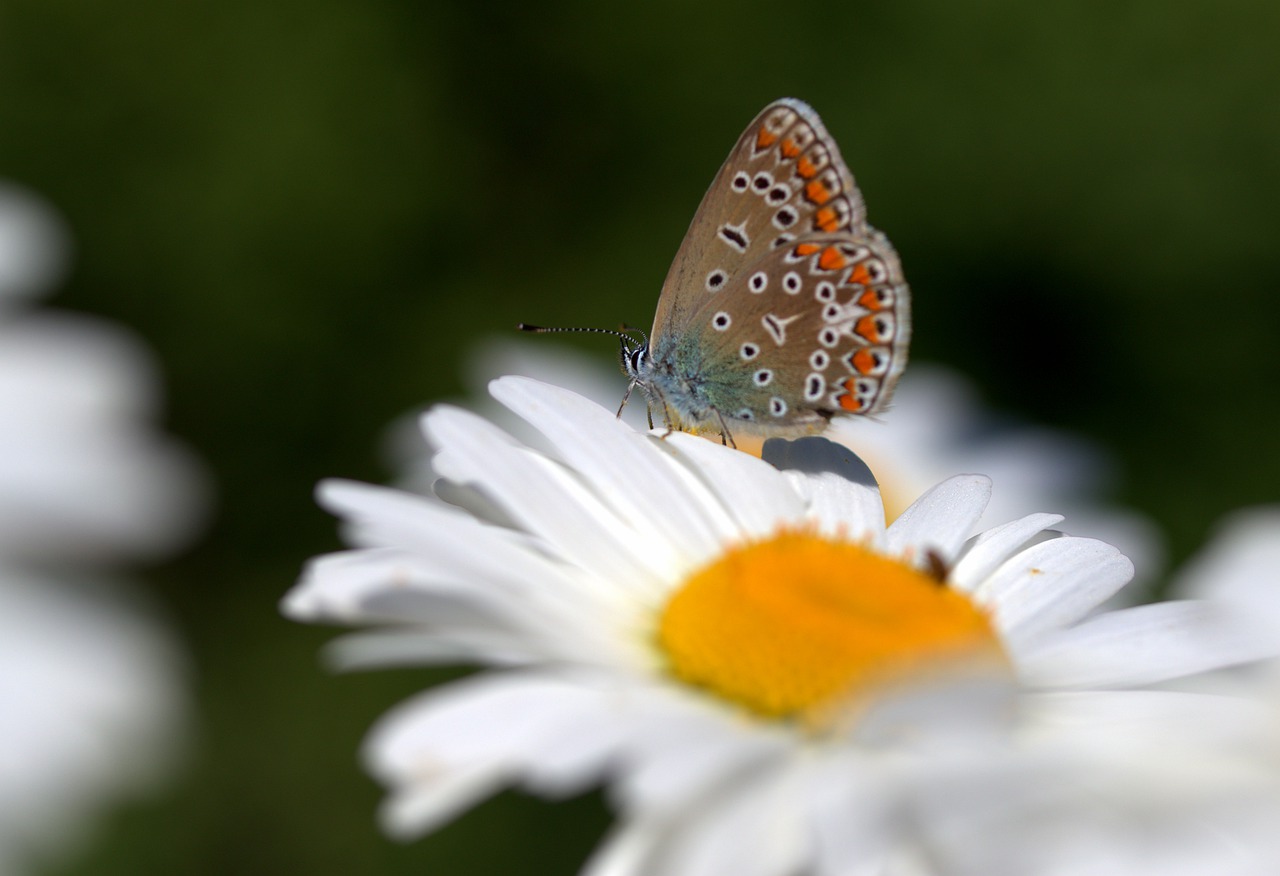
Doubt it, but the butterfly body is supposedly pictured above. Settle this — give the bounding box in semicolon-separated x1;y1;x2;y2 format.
625;98;911;437
632;328;754;434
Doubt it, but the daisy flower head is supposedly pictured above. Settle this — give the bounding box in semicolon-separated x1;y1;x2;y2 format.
286;377;1264;876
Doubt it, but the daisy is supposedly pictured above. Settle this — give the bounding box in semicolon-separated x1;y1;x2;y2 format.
0;183;202;875
286;376;1267;876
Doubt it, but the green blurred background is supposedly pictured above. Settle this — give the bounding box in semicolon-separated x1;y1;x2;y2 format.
2;1;1278;872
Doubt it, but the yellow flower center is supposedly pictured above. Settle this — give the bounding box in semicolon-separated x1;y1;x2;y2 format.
657;529;1006;729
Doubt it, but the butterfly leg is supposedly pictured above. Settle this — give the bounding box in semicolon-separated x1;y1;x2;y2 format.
616;379;638;420
651;396;676;441
659;397;681;438
711;408;738;449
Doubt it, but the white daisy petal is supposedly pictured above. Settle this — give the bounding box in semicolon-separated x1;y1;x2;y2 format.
1021;689;1273;755
659;762;812;876
595;754;814;876
615;698;788;815
490;376;729;563
884;474;992;563
286;542;566;634
285;523;632;667
950;513;1065;593
325;627;536;670
367;671;629;835
795;471;886;540
318;478;460;548
1016;600;1280;689
583;816;670;876
981;537;1134;642
379;763;508;839
425;404;664;591
633;439;752;549
808;757;896;876
284;548;479;622
658;433;806;539
315;480;594;613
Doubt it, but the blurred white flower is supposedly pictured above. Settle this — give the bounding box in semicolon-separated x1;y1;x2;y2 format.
0;306;203;563
287;377;1261;876
0;183;205;875
1171;506;1280;620
446;337;1162;588
1171;504;1280;753
0;183;67;303
0;567;186;876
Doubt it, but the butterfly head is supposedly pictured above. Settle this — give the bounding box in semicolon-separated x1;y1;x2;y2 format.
620;336;650;384
516;322;649;382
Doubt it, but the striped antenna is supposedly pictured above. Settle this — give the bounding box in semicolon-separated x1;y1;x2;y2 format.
516;323;646;345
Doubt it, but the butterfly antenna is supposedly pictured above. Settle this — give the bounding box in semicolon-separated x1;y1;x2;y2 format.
517;323;643;344
517;323;647;364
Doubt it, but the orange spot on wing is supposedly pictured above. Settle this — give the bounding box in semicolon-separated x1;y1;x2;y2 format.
818;246;848;272
756;128;778;150
852;348;878;375
858;288;886;311
814;206;839;232
796;156;818;179
805;180;831;205
856;314;887;342
794;242;822;257
780;138;800;158
848;263;871;285
838;378;865;412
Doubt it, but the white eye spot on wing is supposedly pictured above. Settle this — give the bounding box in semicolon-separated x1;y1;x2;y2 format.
804;373;825;401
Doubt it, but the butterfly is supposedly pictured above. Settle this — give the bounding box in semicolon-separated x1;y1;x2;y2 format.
525;98;910;443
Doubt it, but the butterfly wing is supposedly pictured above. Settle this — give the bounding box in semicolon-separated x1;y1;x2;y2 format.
673;230;910;432
651;98;870;337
